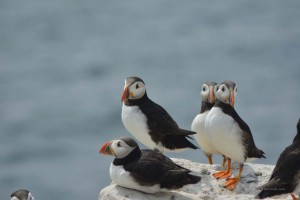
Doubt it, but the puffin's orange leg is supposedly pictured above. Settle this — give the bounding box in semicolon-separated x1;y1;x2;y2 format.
291;193;298;200
208;155;213;165
225;164;243;190
222;155;227;169
213;158;232;179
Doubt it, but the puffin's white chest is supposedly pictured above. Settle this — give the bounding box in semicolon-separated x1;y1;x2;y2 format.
109;163;163;194
122;104;156;149
191;111;219;155
205;107;245;163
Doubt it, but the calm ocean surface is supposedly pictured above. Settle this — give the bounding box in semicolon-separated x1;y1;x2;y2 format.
1;1;299;199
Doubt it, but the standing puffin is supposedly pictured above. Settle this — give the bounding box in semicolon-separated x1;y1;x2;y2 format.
99;137;201;193
191;82;226;165
11;189;34;200
257;119;300;200
205;81;265;190
121;76;198;153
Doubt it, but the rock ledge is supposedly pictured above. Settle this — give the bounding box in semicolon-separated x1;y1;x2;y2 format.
99;158;291;200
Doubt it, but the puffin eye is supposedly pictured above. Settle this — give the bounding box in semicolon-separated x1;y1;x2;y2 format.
203;87;206;92
136;84;139;89
117;142;121;147
221;87;225;92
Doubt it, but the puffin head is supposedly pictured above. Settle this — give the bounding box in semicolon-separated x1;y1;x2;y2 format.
11;189;34;200
215;80;237;107
121;77;146;102
201;82;218;104
99;137;139;159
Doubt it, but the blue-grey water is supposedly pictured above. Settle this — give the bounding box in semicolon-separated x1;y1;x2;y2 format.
1;1;300;199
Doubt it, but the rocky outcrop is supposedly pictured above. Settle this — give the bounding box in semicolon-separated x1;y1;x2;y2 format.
99;158;293;200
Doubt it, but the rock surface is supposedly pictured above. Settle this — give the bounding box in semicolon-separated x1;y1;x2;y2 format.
99;158;293;200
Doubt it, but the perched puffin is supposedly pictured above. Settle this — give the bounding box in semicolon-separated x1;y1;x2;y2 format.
121;76;198;153
257;119;300;200
205;81;265;190
191;82;227;165
99;137;201;193
11;189;34;200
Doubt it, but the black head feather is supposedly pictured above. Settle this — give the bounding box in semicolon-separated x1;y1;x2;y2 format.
117;137;139;148
126;76;145;85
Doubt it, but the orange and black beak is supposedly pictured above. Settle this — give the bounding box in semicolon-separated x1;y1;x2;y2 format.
121;84;129;102
209;85;215;103
229;89;235;107
99;141;114;156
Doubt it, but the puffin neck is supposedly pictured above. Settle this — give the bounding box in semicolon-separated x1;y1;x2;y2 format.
124;93;149;106
214;99;230;108
113;147;142;166
200;101;214;113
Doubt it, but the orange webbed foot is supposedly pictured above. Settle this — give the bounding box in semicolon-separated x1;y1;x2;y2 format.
225;177;240;191
213;170;232;179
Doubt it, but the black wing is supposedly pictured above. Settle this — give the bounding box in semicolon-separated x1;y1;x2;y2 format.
124;152;190;186
142;149;189;170
257;144;300;198
140;99;195;136
220;102;265;159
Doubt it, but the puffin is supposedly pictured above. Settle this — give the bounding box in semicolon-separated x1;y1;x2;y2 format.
121;76;198;153
257;118;300;200
99;137;201;193
205;80;265;190
191;82;228;165
11;189;34;200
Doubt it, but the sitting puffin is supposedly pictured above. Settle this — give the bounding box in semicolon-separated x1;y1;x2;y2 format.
257;119;300;200
99;137;201;193
11;189;34;200
205;81;265;190
121;76;197;153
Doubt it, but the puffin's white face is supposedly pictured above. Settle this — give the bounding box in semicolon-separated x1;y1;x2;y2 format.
127;81;146;100
11;192;34;200
200;84;210;102
201;83;217;103
28;193;34;200
100;139;136;159
110;139;135;158
121;79;146;101
216;83;237;107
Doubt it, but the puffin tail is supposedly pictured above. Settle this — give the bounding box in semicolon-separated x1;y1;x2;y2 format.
256;148;266;159
179;128;196;137
186;174;201;185
161;172;201;189
165;135;198;150
249;147;266;159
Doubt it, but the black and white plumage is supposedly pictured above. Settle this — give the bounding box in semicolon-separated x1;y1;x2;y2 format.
121;76;198;153
99;137;201;193
257;119;300;199
191;82;221;164
205;81;265;190
11;189;34;200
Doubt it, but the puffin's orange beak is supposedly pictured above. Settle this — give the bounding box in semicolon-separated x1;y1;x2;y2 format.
230;90;235;107
121;84;129;102
99;142;114;156
209;86;215;103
